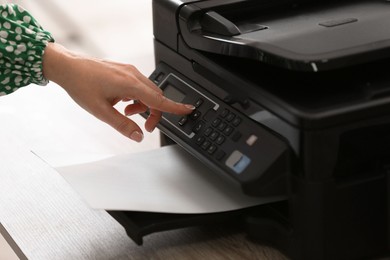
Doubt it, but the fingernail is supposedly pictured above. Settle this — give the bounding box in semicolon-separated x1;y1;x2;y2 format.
185;104;196;110
130;131;144;142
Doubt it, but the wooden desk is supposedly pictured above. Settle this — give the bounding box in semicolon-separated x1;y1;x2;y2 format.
1;223;287;260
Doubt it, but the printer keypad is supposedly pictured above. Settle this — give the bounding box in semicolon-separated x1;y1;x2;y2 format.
192;107;243;161
175;94;242;162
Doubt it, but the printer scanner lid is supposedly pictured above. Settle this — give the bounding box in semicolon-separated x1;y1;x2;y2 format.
178;0;390;72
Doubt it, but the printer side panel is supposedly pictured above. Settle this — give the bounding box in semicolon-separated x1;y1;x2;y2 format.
152;0;181;51
153;0;201;51
290;117;390;260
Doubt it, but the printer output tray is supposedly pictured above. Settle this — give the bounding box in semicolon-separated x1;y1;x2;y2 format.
179;0;390;71
107;201;289;246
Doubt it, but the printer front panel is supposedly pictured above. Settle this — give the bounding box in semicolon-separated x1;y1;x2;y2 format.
149;62;290;197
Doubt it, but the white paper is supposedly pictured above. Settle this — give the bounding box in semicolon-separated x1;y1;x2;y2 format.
57;145;285;214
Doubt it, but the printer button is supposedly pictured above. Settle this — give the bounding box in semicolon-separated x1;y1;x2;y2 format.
194;98;204;108
204;127;213;137
210;131;219;141
223;126;234;136
193;121;205;133
153;72;165;84
212;118;222;127
226;112;236;122
232;117;242;127
196;136;205;145
246;135;258;146
220;109;230;118
226;151;251;174
190;110;202;120
201;140;211;150
217;122;227;131
207;144;218;155
216;135;225;145
178;116;188;126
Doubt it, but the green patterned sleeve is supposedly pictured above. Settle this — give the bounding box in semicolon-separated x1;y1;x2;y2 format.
0;4;54;96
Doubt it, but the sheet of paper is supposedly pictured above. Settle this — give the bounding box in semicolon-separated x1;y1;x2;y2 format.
57;145;285;214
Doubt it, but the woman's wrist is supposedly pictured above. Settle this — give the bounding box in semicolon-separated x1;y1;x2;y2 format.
42;42;78;87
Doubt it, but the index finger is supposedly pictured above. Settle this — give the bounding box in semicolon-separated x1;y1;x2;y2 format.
134;82;195;114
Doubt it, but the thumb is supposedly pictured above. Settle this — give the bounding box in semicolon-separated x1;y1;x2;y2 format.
100;105;144;142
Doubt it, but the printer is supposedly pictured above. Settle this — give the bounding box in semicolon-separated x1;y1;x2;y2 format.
108;0;390;259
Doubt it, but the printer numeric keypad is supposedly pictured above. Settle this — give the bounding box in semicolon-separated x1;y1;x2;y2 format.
192;107;243;161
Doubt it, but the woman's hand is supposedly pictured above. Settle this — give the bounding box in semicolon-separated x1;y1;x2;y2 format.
42;43;194;142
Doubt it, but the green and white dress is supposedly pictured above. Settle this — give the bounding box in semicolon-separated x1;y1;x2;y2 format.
0;4;54;96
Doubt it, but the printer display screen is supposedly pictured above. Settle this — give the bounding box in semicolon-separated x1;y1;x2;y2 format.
164;84;186;103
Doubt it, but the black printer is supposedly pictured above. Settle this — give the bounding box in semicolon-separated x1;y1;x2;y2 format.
108;0;390;259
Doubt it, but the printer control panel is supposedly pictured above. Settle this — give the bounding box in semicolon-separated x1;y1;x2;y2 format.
149;63;288;195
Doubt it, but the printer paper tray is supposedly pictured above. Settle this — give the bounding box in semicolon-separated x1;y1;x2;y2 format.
107;202;289;246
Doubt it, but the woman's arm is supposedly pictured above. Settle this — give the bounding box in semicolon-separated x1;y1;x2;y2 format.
0;4;54;96
42;42;194;142
0;4;194;142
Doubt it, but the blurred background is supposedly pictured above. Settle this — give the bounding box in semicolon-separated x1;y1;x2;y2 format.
6;0;155;72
